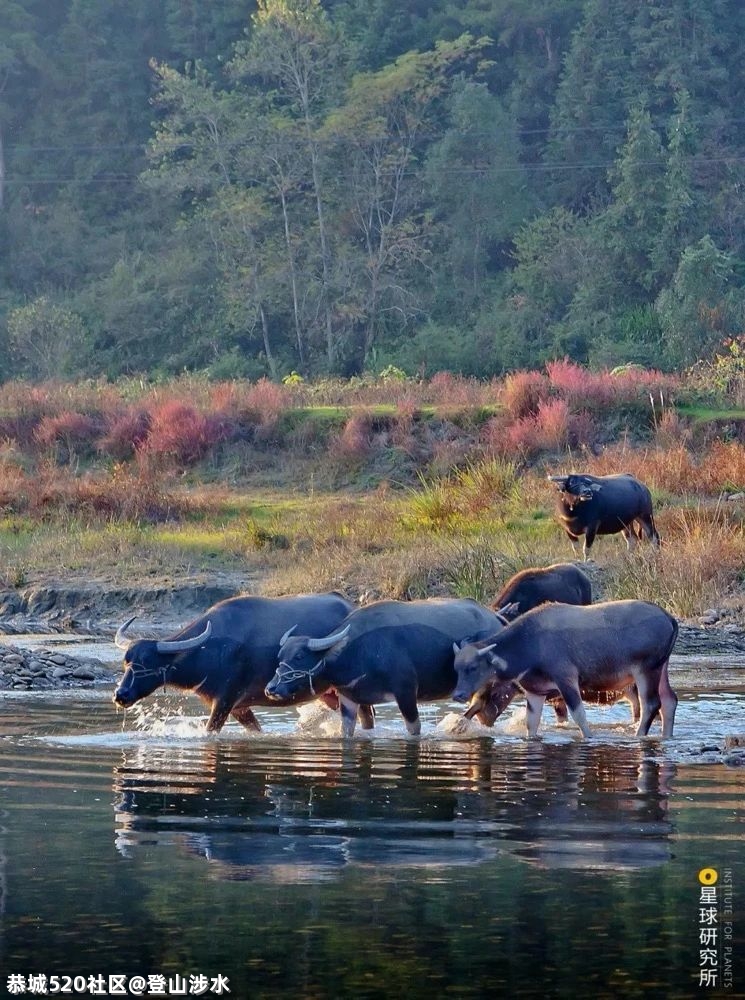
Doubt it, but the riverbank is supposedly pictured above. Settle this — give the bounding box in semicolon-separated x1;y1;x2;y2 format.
2;573;745;693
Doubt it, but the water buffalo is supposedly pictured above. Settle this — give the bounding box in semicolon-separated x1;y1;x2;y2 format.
113;592;369;732
490;562;592;620
548;472;660;559
264;598;505;736
452;600;678;739
481;561;633;724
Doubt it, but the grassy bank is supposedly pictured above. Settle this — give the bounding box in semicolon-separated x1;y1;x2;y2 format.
0;364;744;620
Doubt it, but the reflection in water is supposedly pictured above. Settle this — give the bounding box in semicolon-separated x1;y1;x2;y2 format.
113;737;677;879
1;693;744;998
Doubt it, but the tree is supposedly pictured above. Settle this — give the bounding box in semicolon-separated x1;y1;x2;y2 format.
229;0;347;368
7;296;86;378
424;78;533;318
656;235;745;367
325;35;490;369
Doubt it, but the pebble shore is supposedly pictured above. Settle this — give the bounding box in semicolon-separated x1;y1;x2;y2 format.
0;643;116;690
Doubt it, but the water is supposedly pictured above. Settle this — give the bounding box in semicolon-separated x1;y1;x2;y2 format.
0;678;743;1000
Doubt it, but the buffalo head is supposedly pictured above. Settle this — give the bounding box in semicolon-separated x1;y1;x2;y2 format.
113;617;212;708
548;474;601;504
265;624;350;701
451;638;507;705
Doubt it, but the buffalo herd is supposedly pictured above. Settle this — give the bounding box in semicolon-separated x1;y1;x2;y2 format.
113;472;676;740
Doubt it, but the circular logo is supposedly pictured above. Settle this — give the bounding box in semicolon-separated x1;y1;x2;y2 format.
699;868;718;885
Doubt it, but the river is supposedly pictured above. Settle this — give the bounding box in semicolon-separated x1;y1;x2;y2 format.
0;662;743;999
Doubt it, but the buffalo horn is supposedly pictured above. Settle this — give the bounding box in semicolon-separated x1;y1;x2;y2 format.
279;625;297;648
307;624;351;652
547;475;568;483
477;644;497;658
494;601;518;624
114;616;138;650
156;620;212;654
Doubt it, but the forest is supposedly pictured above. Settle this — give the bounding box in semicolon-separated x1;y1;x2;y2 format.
2;0;745;382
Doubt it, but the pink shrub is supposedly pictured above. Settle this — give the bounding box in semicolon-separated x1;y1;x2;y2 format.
245;378;288;425
331;412;375;462
500;370;549;420
34;411;101;458
567;410;601;450
98;409;151;460
139;401;230;466
546;359;618;411
535;398;570;450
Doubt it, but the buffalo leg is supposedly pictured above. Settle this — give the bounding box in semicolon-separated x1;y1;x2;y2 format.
658;661;678;738
566;531;581;557
634;671;663;736
637;514;661;546
626;685;641;723
524;692;546;737
358;704;376;730
555;684;592;738
551;698;569;723
395;690;421;736
338;694;358;737
582;527;597;561
622;527;637;551
230;705;261;732
206;699;233;733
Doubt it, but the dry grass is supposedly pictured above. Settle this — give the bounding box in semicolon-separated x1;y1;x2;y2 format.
0;367;744;621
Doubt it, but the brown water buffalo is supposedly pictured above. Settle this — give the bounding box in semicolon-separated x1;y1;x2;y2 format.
452;600;678;739
491;562;592;620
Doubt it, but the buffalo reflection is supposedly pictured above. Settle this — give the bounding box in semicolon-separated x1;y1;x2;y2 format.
112;738;676;878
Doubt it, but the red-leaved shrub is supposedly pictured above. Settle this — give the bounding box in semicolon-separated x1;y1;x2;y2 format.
138;401;230;466
34;411;101;460
500;370;549;420
98;409;151;461
331;413;375;462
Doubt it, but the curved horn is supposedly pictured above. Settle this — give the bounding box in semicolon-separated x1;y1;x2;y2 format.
279;625;297;648
494;601;519;625
156;620;212;654
307;624;351;652
547;475;569;483
477;643;497;658
115;616;137;650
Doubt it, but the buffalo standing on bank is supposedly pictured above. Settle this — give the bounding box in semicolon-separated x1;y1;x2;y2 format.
548;472;660;560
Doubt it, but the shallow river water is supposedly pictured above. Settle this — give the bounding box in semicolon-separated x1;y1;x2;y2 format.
0;664;743;999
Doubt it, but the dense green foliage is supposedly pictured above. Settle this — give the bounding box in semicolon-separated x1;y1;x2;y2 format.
2;0;745;380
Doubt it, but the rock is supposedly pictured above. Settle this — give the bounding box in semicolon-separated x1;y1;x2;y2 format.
52;666;71;679
72;666;97;681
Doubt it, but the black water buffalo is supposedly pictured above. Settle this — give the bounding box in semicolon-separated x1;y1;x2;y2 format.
490;562;592;620
264;598;505;736
113;592;362;732
452;600;678;739
548;472;660;559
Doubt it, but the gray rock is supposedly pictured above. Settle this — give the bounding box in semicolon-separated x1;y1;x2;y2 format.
72;666;96;681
